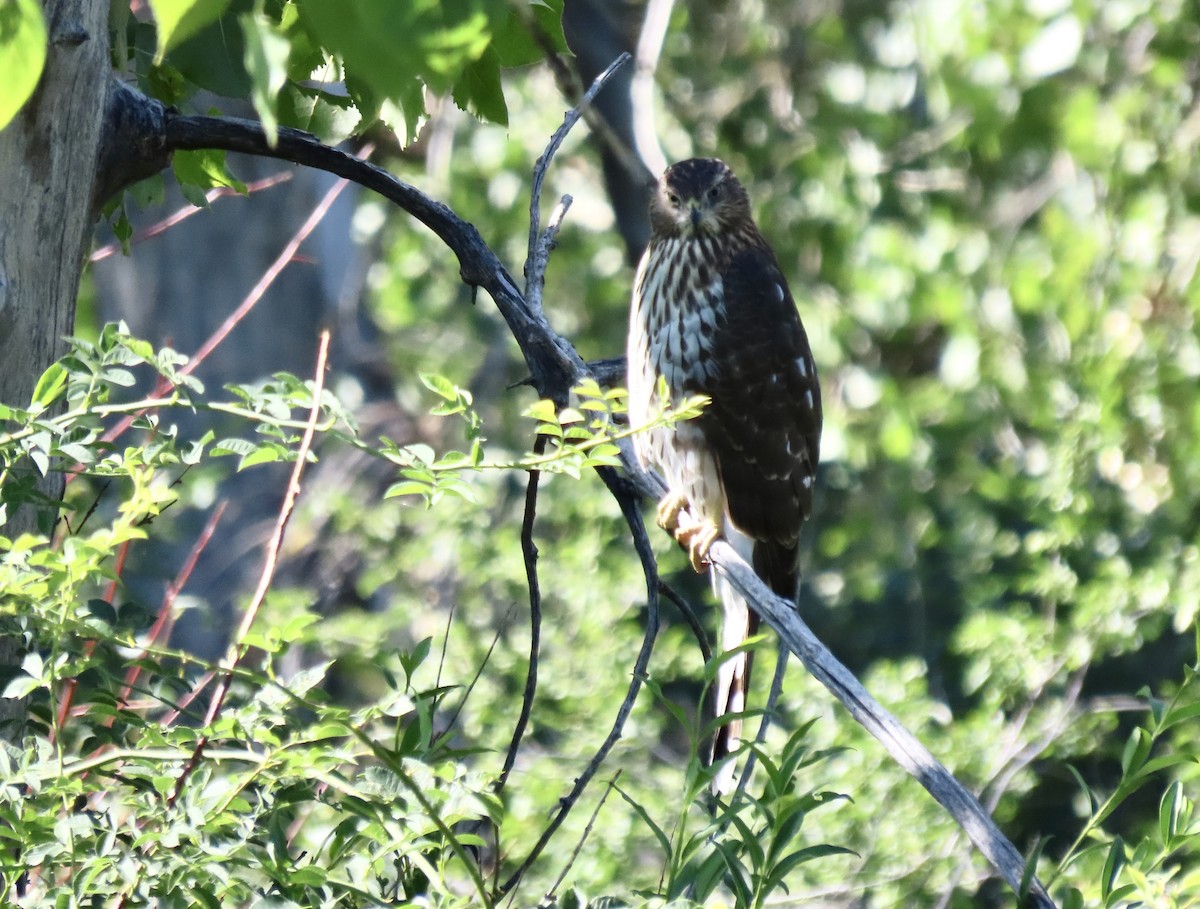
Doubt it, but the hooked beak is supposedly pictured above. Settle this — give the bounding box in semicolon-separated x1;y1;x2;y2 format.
689;206;702;228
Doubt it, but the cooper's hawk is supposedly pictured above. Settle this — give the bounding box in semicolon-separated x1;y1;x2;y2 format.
627;158;822;794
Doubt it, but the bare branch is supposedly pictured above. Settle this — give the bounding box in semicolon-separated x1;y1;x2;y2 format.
658;579;712;665
524;195;573;317
497;467;660;900
498;434;549;792
524;52;632;307
702;535;1057;909
90;170;293;262
544;771;623;904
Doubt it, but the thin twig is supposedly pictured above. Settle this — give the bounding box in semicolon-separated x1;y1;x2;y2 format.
435;599;457;693
499;434;548;792
89;170;294;262
658;579;712;664
98;170;353;449
497;468;660;900
543;771;623;904
115;501;229;719
525;195;573;317
51;540;132;736
434;604;516;745
524;52;632;308
168;329;331;806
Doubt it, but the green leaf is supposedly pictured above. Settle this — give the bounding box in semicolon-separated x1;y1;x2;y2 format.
210;437;258;458
238;445;284;470
173;148;246;197
1;675;39;701
1100;836;1125;900
1119;727;1152;775
241;10;289;146
1159;781;1186;846
613;785;672;857
763;844;856;894
491;0;565;67
0;0;47;131
163;10;252;98
451;47;507;125
296;0;492;106
20;651;44;683
1157;699;1200;733
419;372;460;401
385;480;432;499
148;0;232;61
713;840;752;907
29;363;68;410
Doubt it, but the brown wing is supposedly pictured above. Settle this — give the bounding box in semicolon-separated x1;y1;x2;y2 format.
696;243;822;598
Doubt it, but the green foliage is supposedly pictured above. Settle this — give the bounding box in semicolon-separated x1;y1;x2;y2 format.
0;328;494;906
6;0;1200;904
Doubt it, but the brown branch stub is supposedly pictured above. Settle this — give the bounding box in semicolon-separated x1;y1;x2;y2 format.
94;77;171;215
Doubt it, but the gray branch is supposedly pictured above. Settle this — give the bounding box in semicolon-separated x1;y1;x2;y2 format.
703;535;1056;909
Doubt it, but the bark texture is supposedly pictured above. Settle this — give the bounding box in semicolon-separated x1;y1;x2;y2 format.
0;0;110;739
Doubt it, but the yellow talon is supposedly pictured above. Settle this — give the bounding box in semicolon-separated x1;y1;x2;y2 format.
655;490;689;533
676;519;720;573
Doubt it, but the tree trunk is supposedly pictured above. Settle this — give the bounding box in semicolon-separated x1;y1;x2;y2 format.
0;0;109;740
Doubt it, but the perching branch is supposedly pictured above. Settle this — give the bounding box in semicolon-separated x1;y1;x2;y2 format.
702;535;1057;909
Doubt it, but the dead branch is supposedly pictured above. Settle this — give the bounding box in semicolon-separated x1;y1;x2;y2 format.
702;535;1056;909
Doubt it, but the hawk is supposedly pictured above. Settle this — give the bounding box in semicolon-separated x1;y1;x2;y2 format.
627;158;822;794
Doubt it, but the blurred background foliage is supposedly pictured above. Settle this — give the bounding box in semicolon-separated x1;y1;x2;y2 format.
50;0;1200;904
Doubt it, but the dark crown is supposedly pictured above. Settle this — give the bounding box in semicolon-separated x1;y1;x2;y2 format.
661;158;735;198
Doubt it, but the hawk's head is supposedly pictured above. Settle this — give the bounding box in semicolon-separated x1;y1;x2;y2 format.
649;158;752;239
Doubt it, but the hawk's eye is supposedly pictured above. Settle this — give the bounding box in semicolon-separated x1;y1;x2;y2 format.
666;192;681;206
707;186;721;202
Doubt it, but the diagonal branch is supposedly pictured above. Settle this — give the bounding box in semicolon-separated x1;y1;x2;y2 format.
702;534;1057;909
